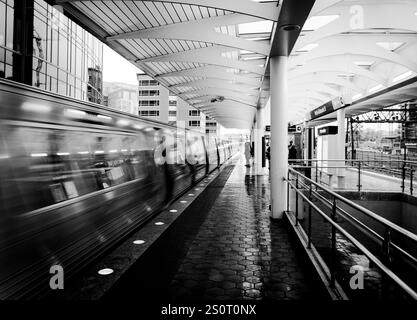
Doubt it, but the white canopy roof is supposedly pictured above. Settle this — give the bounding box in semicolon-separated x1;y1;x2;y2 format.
54;0;284;129
289;0;417;123
52;0;416;129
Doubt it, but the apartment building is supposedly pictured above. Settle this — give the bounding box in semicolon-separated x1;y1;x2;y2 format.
137;73;211;134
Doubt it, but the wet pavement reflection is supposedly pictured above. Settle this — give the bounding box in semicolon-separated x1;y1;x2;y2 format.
169;154;326;301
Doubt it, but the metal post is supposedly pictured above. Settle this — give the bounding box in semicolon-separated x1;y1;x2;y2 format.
315;160;318;184
255;107;264;174
382;227;392;265
411;167;414;195
308;183;312;249
381;227;392;299
350;118;355;160
270;56;288;219
357;161;362;193
286;171;290;212
295;175;299;226
331;197;337;287
401;162;406;193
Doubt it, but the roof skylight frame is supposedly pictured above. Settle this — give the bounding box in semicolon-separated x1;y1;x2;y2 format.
302;15;340;32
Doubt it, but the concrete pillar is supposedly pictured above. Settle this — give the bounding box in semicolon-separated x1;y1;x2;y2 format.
337;108;346;188
270;56;288;219
255;107;264;175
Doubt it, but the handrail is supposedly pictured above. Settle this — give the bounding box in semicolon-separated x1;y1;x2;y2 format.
288;167;417;244
286;178;417;300
292;158;417;166
295;176;417;266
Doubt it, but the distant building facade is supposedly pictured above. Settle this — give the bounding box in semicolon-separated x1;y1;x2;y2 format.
137;73;216;134
103;82;138;115
0;0;103;102
87;66;103;104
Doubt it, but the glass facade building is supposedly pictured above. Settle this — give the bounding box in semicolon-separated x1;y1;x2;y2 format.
0;0;103;103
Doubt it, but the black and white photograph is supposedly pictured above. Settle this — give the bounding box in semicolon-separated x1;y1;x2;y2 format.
0;0;417;317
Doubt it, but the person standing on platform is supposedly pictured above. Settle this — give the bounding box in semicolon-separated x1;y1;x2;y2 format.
288;140;297;165
244;141;252;167
266;143;271;169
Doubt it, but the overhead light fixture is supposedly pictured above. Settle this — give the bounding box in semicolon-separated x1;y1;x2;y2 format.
393;70;413;83
296;43;319;52
376;42;404;51
352;93;363;101
354;61;374;67
369;84;384;93
302;15;340;31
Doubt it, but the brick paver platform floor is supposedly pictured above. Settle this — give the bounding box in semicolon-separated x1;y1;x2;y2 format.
168;155;327;301
104;154;328;301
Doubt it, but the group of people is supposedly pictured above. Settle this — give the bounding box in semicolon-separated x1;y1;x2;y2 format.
244;140;298;168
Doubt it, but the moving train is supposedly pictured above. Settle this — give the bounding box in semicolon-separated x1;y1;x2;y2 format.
0;79;236;299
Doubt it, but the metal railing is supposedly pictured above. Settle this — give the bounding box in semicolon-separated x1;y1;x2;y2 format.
292;158;417;195
286;167;417;300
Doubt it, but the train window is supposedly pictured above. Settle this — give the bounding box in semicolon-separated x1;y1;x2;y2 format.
0;120;161;216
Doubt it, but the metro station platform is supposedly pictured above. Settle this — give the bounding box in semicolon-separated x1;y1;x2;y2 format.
98;154;328;301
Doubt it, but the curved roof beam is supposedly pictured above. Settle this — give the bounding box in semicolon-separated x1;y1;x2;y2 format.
289;96;325;104
289;73;363;93
289;59;388;85
289;83;340;97
183;90;258;106
170;78;257;90
107;14;271;56
288;90;331;102
139;46;265;75
310;0;344;16
295;3;417;51
196;99;256;109
179;85;259;97
155;65;261;86
56;0;281;21
291;38;417;73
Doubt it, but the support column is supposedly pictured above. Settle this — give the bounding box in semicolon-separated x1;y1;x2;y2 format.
255;107;264;175
270;56;288;219
337;108;346;188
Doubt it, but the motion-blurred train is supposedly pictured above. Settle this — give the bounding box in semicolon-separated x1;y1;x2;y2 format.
0;78;237;299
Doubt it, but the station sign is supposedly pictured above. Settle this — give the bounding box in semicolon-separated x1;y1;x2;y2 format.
288;124;303;133
317;126;338;136
310;102;334;120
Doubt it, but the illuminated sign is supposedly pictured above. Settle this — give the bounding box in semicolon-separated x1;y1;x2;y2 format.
310;102;334;120
317;126;338;136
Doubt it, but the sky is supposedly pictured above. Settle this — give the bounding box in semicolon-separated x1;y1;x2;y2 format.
102;45;143;85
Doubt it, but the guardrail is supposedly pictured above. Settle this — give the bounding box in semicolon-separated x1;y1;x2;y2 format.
292;158;417;194
286;167;417;299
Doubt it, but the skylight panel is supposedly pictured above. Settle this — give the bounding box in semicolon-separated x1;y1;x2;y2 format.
302;15;339;31
238;20;273;35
